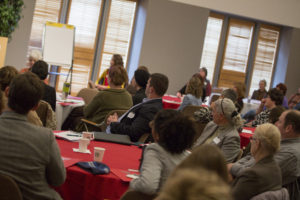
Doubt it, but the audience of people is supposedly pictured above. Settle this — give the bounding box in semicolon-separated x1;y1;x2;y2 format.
129;109;196;195
231;123;282;200
0;65;43;126
177;67;211;102
248;88;284;127
193;98;243;163
0;72;65;199
177;75;203;111
106;73;169;142
62;65;133;131
230;110;300;199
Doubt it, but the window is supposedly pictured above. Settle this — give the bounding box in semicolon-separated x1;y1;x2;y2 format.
249;25;280;96
200;14;223;83
57;0;102;94
27;0;62;60
28;0;137;95
97;0;137;79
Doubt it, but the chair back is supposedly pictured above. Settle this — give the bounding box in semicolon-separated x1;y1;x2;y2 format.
36;100;57;130
250;188;289;200
0;174;22;200
181;105;203;118
121;190;156;200
77;88;98;104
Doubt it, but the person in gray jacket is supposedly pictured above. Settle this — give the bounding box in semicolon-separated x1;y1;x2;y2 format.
129;109;196;195
0;72;66;200
193;98;243;163
229;110;300;200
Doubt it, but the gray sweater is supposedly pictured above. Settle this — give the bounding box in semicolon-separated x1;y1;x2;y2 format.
130;143;190;194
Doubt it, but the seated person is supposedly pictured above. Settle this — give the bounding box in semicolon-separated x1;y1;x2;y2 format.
106;73;169;142
194;88;238;123
0;66;42;126
20;49;43;73
155;168;232;200
288;88;300;109
0;72;65;199
233;82;246;113
248;88;283;127
177;75;203;111
251;79;267;100
193;98;243;163
177;67;211;102
129;109;196;195
31;60;56;111
276;83;288;108
230;110;300;199
130;69;150;105
63;65;133;131
232;123;282;200
174;144;229;183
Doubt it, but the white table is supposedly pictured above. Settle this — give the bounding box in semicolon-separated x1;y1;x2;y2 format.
55;96;85;130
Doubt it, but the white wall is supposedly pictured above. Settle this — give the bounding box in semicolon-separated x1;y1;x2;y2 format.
5;0;35;70
171;0;300;28
138;0;209;94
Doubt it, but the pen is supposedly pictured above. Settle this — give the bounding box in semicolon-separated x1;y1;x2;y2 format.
66;134;82;137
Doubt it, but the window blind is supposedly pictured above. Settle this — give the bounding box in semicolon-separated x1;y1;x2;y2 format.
222;19;254;73
56;0;102;94
248;25;280;96
200;14;223;83
27;0;62;59
97;0;137;78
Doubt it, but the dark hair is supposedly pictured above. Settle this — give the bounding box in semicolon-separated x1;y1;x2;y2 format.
0;66;18;91
233;82;246;98
268;88;284;106
111;54;124;66
154;109;196;154
8;72;43;114
200;67;207;77
149;73;169;96
134;69;150;88
176;144;228;183
276;83;287;96
108;65;128;86
31;60;49;80
185;76;203;98
284;110;300;134
269;106;286;124
137;65;149;73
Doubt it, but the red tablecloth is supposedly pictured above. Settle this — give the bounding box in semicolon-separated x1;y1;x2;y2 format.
240;127;256;148
162;95;182;109
55;138;142;200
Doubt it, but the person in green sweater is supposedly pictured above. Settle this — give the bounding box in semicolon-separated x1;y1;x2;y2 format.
83;65;133;125
62;65;132;131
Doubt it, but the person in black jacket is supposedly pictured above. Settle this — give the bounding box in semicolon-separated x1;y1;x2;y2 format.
106;73;169;142
131;69;150;105
31;60;56;111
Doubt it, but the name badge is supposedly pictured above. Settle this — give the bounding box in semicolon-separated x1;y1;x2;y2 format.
213;137;221;144
128;112;135;119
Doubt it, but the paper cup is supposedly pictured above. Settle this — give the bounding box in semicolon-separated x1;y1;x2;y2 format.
94;147;105;162
79;138;90;152
82;132;94;140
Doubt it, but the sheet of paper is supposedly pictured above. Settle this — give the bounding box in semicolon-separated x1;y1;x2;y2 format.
54;131;82;142
242;129;253;134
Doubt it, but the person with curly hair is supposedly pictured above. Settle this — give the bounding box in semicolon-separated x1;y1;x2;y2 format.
129;109;196;195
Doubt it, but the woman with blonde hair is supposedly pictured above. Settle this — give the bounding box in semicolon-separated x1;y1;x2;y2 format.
194;98;243;163
155;168;232;200
177;75;203;111
232;123;282;200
